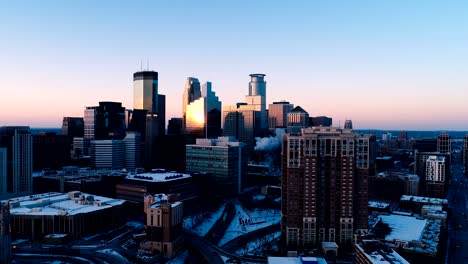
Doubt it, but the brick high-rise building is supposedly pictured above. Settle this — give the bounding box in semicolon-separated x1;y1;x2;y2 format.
281;127;375;250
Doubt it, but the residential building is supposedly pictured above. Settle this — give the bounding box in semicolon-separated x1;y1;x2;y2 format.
186;137;247;197
425;156;446;198
281;127;375;249
414;152;450;197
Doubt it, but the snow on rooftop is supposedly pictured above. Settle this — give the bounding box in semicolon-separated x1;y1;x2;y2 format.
356;243;409;264
8;192;125;216
268;257;327;264
369;201;390;209
127;171;191;183
400;195;447;205
380;214;427;242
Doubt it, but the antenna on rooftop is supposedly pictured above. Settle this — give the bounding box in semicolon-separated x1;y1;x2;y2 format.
140;60;143;71
147;59;149;71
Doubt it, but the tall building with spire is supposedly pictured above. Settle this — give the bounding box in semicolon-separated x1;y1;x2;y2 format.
133;71;165;168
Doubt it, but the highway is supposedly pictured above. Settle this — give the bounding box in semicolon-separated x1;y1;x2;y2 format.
447;152;468;264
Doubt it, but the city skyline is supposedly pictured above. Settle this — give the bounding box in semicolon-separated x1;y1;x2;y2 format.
1;1;468;130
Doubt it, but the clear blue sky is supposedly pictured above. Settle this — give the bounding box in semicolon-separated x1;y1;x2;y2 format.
1;0;467;130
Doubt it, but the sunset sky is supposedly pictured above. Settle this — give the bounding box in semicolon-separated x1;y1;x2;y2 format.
1;0;467;130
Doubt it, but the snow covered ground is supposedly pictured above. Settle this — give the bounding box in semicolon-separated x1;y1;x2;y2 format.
235;231;281;256
218;201;280;246
183;203;226;236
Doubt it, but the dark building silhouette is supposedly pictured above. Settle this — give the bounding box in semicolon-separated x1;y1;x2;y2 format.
61;117;84;137
84;101;126;140
413;138;437;153
0;126;33;196
33;132;72;170
310;116;332;127
168;118;183;135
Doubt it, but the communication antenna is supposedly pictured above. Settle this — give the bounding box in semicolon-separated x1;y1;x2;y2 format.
147;60;149;71
140;60;143;71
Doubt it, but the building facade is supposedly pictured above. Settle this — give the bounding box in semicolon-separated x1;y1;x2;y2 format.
437;132;451;153
62;117;84;137
246;74;268;130
184;81;221;138
287;106;309;134
310;116;332;127
0;202;11;264
268;101;294;129
425;156;446;198
90;140;125;169
186;137;247;197
141;194;183;258
281;127;375;249
0;126;33;195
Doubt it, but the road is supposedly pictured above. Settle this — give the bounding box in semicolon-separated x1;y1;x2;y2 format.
205;201;236;245
447;152;468;264
221;223;280;253
184;230;267;263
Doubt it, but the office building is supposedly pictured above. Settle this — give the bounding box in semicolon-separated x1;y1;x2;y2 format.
344;119;353;129
8;192;126;240
245;74;268;130
141;193;183;258
310;116;332;127
281;127;375;249
184;81;221;138
437;132;451;153
90;140;125;169
183;77;201;133
124;132;143;171
186;137;247;197
84;102;126;140
268;101;294;129
0;126;33;195
287;106;309;134
167;118;183;135
0;202;11;264
61;117;84;137
133;71;166;167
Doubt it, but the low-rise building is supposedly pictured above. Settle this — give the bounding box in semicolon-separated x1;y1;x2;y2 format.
7;191;126;240
355;239;409;264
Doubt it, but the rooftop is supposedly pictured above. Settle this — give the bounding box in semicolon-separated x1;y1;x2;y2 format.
380;214;427;242
7;192;125;216
267;256;327;264
369;201;391;209
400;195;448;205
127;170;191;183
356;240;409;264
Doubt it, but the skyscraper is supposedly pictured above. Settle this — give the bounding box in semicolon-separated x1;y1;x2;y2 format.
183;77;201;132
62;117;84;137
0;127;33;195
134;71;159;113
245;74;267;130
90;140;125;169
84;102;126;140
133;71;165;168
425;156;446;198
184;81;222;138
268;101;294;129
281;127;375;249
437;132;451;153
124;132;143;170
